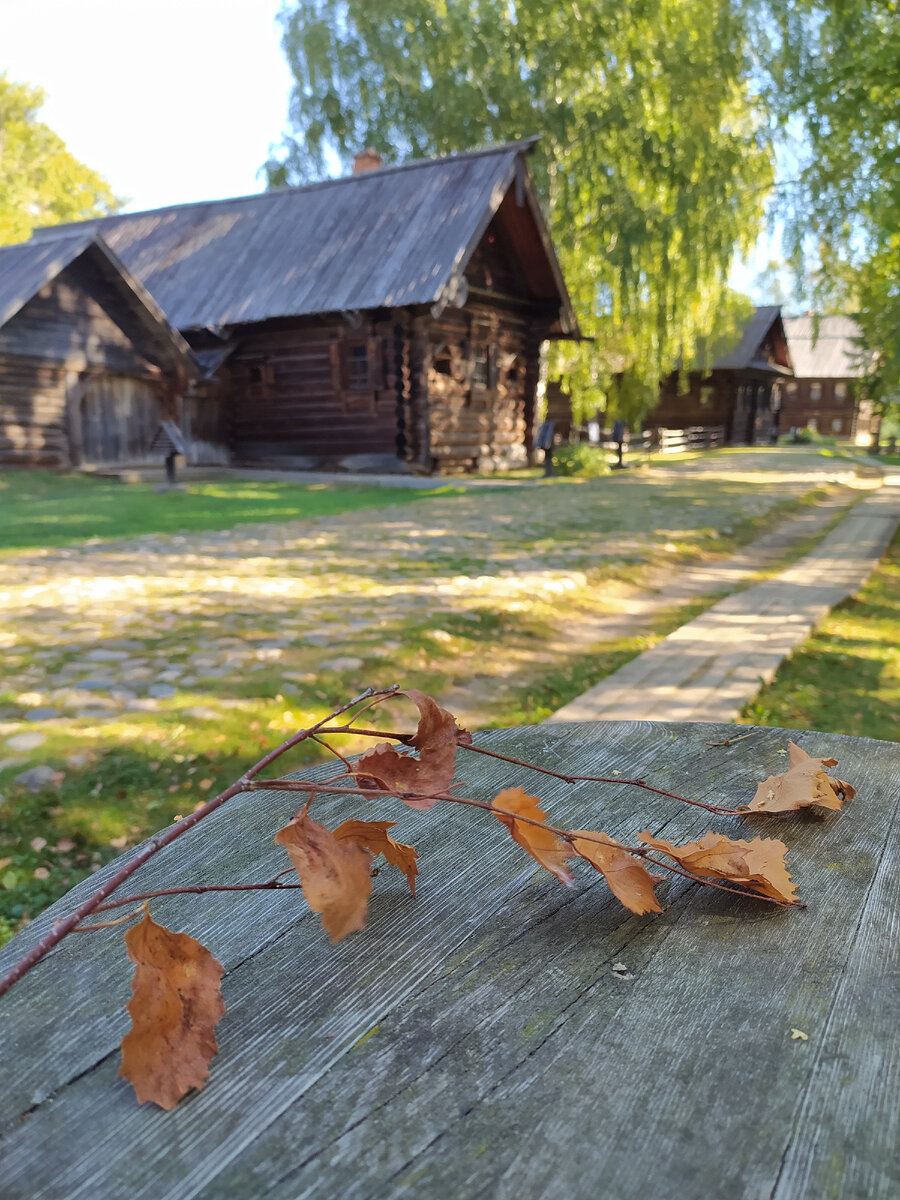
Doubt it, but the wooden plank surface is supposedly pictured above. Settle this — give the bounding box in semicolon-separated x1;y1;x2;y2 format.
1;721;897;1199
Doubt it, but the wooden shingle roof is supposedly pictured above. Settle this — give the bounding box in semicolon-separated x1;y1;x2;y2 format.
712;305;786;370
783;315;871;379
29;140;577;335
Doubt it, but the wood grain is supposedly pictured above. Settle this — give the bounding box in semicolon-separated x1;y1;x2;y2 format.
1;722;896;1200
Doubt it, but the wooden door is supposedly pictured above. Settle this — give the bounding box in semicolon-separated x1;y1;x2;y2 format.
78;376;163;465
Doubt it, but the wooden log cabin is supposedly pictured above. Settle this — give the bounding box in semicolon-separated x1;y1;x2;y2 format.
0;235;207;470
648;306;795;445
27;139;579;474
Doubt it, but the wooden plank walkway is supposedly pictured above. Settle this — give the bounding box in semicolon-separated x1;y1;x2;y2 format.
1;721;898;1198
548;481;900;725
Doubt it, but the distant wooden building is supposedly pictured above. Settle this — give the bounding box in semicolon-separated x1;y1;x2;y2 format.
29;140;578;474
648;306;794;445
781;315;874;440
0;235;205;470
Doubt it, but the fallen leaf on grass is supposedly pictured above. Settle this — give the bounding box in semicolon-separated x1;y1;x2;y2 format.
569;831;663;914
790;1028;809;1041
492;788;573;884
355;689;471;809
119;907;225;1110
275;805;373;942
334;818;419;896
748;742;855;813
638;830;798;904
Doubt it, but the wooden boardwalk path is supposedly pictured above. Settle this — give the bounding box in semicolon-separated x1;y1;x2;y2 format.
549;480;900;725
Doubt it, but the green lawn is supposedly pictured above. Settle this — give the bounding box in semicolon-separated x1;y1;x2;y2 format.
741;527;900;741
0;471;455;552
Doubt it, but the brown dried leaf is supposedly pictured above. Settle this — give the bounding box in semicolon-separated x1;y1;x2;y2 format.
275;804;373;942
334;818;419;896
569;831;663;914
355;690;471;809
492;787;573;884
639;830;798;904
119;907;225;1110
748;741;855;813
353;743;447;809
404;688;473;753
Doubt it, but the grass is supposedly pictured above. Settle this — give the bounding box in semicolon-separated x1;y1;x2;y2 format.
0;471;458;552
740;527;900;741
0;449;863;943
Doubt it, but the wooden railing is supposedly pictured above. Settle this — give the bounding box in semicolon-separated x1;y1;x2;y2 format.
568;424;726;464
651;425;726;453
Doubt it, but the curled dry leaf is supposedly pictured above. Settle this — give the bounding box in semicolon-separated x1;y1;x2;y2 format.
492;787;573;884
748;741;855;813
354;689;471;809
569;831;663;915
334;818;419;896
639;830;798;904
119;906;226;1110
275;804;373;942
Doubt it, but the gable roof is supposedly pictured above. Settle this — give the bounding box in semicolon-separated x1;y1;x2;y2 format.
0;234;199;375
712;305;791;372
29;140;578;336
783;315;871;378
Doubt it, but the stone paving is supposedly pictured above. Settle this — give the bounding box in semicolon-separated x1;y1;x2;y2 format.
0;451;873;759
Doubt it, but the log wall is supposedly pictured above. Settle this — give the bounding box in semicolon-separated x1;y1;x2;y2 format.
0;269;153;374
0;355;69;468
422;304;540;473
224;318;403;466
780;379;858;437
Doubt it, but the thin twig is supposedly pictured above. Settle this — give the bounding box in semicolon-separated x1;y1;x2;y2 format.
70;906;147;932
90;871;302;914
705;732;759;748
457;742;742;814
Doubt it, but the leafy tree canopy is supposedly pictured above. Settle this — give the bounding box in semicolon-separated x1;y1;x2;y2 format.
756;0;900;407
0;74;121;247
265;1;772;421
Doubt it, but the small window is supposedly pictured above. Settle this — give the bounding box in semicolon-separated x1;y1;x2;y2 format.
347;343;370;389
832;418;843;433
786;381;798;397
810;382;822;402
247;361;274;399
472;344;489;388
432;345;453;376
835;382;847;402
807;417;818;431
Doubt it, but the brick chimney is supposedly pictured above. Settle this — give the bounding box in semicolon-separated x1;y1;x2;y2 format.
353;147;383;174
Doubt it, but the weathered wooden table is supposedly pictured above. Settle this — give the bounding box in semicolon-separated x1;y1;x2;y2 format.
2;720;898;1200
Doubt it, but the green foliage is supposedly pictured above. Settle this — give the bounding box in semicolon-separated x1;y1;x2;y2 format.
0;74;121;245
551;444;611;478
267;1;773;421
754;0;900;410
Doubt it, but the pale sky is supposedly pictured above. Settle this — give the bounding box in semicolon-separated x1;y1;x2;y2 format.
0;0;294;212
0;0;781;301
